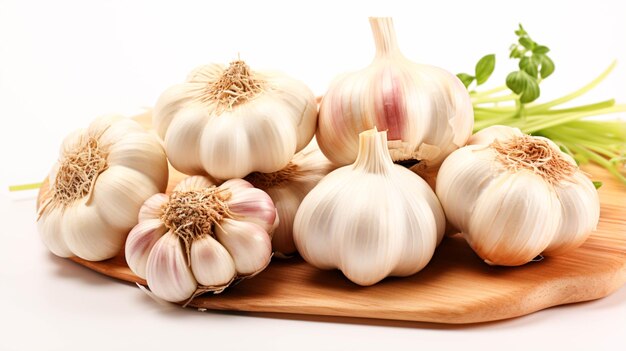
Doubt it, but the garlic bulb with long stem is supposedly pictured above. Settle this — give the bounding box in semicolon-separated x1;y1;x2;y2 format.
125;176;278;302
293;128;445;286
436;125;600;266
317;17;474;169
37;115;169;261
153;59;317;180
245;138;337;257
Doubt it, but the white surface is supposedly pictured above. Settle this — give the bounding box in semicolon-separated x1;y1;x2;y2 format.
1;0;625;350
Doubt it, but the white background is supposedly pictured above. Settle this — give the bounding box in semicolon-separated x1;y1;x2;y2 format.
1;0;625;350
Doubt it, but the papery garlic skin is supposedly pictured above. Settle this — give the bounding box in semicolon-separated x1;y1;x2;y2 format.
245;138;337;256
125;176;277;302
153;60;317;180
38;116;168;261
317;17;473;169
294;129;445;286
436;125;600;266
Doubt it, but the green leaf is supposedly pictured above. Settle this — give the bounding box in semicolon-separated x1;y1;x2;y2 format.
519;56;539;77
515;24;527;37
593;181;603;189
533;45;550;54
456;73;475;88
506;70;541;103
510;47;524;59
539;55;555;78
475;54;496;85
519;36;535;50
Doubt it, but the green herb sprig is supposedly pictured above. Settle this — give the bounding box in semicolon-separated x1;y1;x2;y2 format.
458;24;626;185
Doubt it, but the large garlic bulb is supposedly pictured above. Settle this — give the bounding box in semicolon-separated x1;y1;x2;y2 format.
436;125;600;266
125;176;278;302
37;116;168;261
294;129;445;286
153;60;317;180
317;17;474;169
245;138;336;257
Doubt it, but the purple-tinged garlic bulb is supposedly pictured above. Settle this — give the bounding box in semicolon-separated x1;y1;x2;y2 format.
317;17;473;171
125;176;277;302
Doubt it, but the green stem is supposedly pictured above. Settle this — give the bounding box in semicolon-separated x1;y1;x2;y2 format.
471;85;508;98
567;143;626;185
471;94;518;104
522;105;626;133
9;183;43;191
525;61;617;114
533;99;615;115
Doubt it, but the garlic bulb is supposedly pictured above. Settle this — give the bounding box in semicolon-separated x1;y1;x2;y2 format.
125;176;278;302
293;128;445;286
317;17;474;169
153;59;317;180
245;138;336;257
37;115;168;261
436;125;600;266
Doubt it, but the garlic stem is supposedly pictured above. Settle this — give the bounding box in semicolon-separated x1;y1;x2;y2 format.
353;128;394;174
370;17;401;58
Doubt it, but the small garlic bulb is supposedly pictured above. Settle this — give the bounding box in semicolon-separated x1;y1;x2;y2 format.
245;138;337;257
436;125;600;266
294;128;445;286
153;59;317;180
125;176;278;302
37;116;168;261
317;17;474;169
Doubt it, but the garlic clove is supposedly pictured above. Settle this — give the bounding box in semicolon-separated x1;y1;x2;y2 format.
173;175;215;192
387;181;439;276
220;178;254;191
264;186;302;254
396;167;446;246
335;187;411;286
186;63;224;83
62;201;126;261
190;235;237;287
215;219;272;276
153;82;206;139
146;231;197;302
89;115;144;146
37;206;72;257
107;132;169;191
138;193;169;221
467;171;561;266
125;219;168;279
467;125;524;146
91;166;160;231
436;146;499;231
225;187;278;233
264;74;318;152
198;101;299;179
544;172;600;255
163;106;209;175
59;129;86;155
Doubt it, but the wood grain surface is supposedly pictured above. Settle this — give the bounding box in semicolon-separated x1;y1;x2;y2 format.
37;111;626;324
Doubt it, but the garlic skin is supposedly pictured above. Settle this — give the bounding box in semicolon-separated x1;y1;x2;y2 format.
153;60;317;180
317;17;473;169
125;176;277;302
436;125;600;266
294;129;445;286
245;138;337;256
38;116;168;261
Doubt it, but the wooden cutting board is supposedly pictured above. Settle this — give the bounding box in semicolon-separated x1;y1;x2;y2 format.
37;112;626;324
